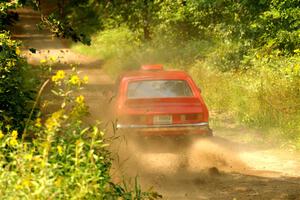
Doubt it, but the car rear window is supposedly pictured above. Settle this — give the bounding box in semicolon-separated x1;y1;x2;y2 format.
127;80;194;99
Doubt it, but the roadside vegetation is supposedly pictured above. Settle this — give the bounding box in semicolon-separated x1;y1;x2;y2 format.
0;1;159;199
0;65;158;199
71;0;300;147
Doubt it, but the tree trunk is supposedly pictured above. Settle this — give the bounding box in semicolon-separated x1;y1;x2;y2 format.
143;0;151;40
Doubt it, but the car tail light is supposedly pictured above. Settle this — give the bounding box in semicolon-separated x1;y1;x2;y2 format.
178;113;203;123
118;115;148;125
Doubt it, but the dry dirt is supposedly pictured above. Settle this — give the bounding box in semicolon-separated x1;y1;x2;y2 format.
11;8;300;200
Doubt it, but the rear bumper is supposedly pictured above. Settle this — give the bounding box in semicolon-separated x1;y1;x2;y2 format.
116;122;212;136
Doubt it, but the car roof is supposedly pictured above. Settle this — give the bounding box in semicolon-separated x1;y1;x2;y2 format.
119;70;191;81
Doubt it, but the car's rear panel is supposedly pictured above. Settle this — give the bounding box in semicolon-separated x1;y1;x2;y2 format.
117;98;211;136
115;69;212;137
119;98;207;123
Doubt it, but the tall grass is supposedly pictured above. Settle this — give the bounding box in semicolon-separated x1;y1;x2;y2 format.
72;27;300;147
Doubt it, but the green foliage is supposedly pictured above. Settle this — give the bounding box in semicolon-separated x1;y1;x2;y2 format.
23;0;299;55
0;3;161;198
253;0;300;54
73;27;139;60
203;41;250;72
194;56;300;144
19;0;94;45
0;67;161;199
39;13;91;45
0;1;20;30
99;0;162;40
0;32;39;131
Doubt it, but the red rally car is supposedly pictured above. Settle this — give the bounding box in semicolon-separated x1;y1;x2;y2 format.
114;64;212;137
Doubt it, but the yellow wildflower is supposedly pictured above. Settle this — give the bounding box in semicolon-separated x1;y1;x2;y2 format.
35;117;42;127
52;110;63;119
15;47;21;55
56;70;65;79
57;145;63;156
76;95;85;104
9;138;18;147
45;118;56;131
12;130;18;138
51;70;65;82
83;75;89;83
0;130;4;139
45;111;63;131
40;59;47;64
51;75;58;82
45;118;59;131
69;75;80;85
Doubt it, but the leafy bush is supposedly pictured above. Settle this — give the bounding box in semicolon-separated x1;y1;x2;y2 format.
0;1;19;30
189;54;300;142
203;41;249;72
252;0;300;54
0;66;160;199
73;27;139;60
0;32;39;131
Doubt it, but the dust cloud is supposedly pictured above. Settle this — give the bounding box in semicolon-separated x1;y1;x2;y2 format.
110;134;300;200
110;134;249;178
187;139;248;173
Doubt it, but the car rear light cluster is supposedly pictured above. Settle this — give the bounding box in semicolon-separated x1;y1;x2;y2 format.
118;113;204;125
118;115;148;125
176;113;203;123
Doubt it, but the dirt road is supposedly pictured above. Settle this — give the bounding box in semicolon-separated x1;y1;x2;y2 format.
12;8;300;200
12;8;113;122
